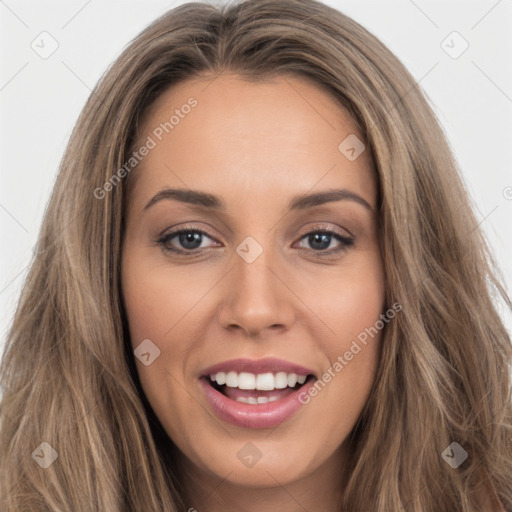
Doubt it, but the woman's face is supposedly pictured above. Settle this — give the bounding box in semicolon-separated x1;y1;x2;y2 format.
121;73;385;493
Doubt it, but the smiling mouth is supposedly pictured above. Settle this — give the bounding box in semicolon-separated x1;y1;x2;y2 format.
206;371;316;404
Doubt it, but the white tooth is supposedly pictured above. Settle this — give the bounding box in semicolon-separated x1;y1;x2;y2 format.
238;372;256;390
235;397;250;403
287;373;298;387
297;375;307;385
210;374;215;381
257;396;269;404
256;372;275;390
225;371;238;387
268;395;279;402
215;372;226;385
247;397;258;404
274;372;288;389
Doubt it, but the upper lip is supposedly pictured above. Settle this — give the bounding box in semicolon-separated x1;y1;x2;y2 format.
201;357;316;378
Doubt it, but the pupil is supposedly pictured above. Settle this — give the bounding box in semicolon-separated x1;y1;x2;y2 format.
309;233;330;250
180;232;202;249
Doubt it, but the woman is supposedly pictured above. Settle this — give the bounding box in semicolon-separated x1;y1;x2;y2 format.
1;0;510;510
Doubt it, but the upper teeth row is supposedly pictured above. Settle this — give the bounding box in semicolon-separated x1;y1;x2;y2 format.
210;371;307;390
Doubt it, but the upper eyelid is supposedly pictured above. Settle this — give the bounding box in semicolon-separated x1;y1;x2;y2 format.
159;224;353;240
159;226;218;243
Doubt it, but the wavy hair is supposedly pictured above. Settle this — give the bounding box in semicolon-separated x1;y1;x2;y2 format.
1;0;511;510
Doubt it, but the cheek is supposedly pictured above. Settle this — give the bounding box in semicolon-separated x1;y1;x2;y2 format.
121;253;215;407
121;258;196;429
306;253;385;345
308;253;385;405
121;255;206;343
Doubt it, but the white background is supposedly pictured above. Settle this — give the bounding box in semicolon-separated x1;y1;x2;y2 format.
1;0;511;358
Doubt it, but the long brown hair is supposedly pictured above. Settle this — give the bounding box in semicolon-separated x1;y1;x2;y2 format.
1;0;511;510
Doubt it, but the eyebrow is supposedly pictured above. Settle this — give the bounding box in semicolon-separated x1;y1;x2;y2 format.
143;187;373;212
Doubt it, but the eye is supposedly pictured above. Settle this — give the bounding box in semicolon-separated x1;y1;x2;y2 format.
157;227;218;255
294;227;354;254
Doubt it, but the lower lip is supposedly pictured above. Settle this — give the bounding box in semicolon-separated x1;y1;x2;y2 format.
199;377;315;429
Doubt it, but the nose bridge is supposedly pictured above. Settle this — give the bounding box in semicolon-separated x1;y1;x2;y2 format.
236;237;275;298
219;234;295;335
233;234;280;309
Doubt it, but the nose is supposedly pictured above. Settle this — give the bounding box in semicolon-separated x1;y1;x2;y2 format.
218;243;296;338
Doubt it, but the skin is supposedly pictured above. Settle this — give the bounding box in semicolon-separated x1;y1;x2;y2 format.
121;72;386;512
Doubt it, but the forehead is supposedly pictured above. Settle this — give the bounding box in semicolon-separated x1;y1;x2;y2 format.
128;73;375;210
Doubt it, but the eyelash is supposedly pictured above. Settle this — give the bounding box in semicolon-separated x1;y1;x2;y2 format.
156;224;355;258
